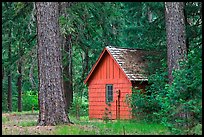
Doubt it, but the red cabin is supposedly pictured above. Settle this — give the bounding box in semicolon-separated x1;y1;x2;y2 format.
84;46;149;120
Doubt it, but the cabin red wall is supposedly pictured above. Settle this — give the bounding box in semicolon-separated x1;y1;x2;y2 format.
87;52;132;120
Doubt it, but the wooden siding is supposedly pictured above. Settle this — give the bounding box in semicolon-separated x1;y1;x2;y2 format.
88;51;132;120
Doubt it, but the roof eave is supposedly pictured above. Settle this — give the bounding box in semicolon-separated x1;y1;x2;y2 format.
84;48;107;84
106;47;132;84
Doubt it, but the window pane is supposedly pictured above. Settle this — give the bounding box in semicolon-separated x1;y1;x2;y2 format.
106;84;113;103
108;85;111;91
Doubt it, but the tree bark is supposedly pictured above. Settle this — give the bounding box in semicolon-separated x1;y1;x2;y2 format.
81;48;89;81
8;28;12;112
17;60;22;112
17;44;23;112
59;2;73;113
164;2;187;84
62;35;73;112
2;67;4;80
36;2;70;126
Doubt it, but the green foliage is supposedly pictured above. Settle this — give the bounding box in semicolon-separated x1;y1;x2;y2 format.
130;2;202;135
132;49;202;134
131;58;168;122
132;51;202;134
22;91;38;111
189;124;202;135
69;93;88;117
160;55;201;134
2;2;38;112
131;89;161;122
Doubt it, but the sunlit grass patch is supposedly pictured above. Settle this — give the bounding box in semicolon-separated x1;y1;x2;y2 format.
17;120;37;127
67;115;170;135
68;115;89;124
2;112;170;135
2;116;10;124
9;110;39;115
84;119;170;135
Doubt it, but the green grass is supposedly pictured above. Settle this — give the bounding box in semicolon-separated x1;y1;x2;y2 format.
2;112;170;135
2;116;10;124
17;120;37;127
54;125;98;135
92;120;169;135
9;110;39;115
55;116;170;135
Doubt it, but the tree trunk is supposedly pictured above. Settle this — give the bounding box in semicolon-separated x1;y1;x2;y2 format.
148;7;153;23
17;45;23;112
164;2;187;84
8;28;12;112
2;67;4;80
36;2;70;126
17;60;22;112
81;48;89;81
59;2;73;113
62;35;73;112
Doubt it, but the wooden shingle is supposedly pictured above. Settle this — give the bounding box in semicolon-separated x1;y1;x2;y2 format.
106;46;148;81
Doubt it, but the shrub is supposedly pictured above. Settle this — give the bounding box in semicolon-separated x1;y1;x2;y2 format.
131;49;202;135
69;94;88;117
22;91;38;111
152;55;202;134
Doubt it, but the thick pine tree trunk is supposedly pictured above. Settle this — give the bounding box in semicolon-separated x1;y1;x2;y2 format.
59;2;73;113
164;2;187;84
36;2;70;126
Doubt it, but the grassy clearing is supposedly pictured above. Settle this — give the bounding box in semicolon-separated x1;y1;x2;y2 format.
89;120;169;135
54;121;170;135
9;110;39;115
56;115;170;135
2;112;170;135
54;125;98;135
2;116;10;124
17;120;37;127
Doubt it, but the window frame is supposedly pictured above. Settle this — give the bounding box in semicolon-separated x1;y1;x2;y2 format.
106;84;113;103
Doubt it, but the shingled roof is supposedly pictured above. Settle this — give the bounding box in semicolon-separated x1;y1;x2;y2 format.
106;46;148;81
84;46;149;84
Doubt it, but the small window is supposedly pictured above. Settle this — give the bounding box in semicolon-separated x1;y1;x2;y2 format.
106;84;113;103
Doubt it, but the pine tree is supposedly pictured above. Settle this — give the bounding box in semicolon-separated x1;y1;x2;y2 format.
36;2;71;126
164;2;187;84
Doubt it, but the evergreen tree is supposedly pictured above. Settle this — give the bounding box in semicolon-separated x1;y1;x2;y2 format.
36;2;71;126
164;2;187;84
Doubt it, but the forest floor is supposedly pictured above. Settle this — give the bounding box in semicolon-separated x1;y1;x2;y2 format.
2;111;170;135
